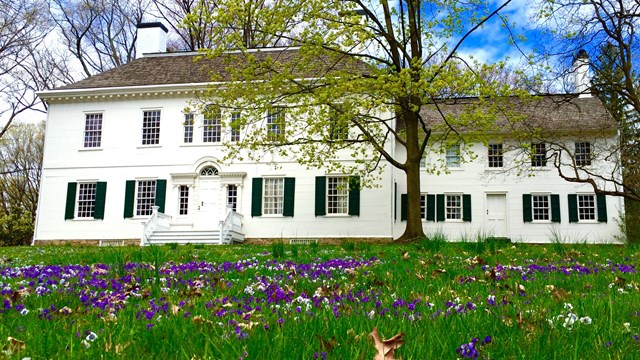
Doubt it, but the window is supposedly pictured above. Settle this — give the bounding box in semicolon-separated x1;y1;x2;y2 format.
445;194;462;220
200;166;218;176
420;194;427;219
179;185;189;215
532;194;550;221
531;143;546;167
183;114;194;143
203;106;222;143
577;194;596;221
263;178;284;215
227;184;238;211
328;107;349;141
136;180;156;216
327;176;349;214
267;108;285;141
446;144;460;167
142;110;161;145
83;113;102;148
76;183;97;218
488;143;503;168
230;112;241;142
575;142;592;166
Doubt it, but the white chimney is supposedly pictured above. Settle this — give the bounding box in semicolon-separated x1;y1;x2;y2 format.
136;23;168;58
572;49;591;97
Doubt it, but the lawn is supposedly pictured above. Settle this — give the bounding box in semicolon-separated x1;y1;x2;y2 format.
0;241;639;359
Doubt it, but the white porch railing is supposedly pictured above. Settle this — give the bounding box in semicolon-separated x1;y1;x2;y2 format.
141;206;172;246
219;205;244;244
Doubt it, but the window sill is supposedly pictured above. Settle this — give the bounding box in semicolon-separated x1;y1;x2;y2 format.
137;145;162;149
324;214;351;218
531;220;552;224
446;167;464;172
78;148;103;152
445;219;464;223
529;167;551;171
68;218;100;221
484;167;504;172
576;220;598;224
179;143;223;147
261;214;284;218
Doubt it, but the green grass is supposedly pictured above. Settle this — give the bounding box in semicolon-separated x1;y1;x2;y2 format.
0;242;639;359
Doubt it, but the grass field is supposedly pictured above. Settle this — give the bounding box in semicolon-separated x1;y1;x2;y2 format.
1;241;639;359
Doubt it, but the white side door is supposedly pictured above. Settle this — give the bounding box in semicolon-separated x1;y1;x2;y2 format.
486;193;508;237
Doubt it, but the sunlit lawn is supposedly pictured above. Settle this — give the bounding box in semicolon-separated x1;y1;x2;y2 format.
1;241;639;359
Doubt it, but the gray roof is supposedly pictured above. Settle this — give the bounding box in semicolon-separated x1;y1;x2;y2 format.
417;95;615;134
55;48;368;90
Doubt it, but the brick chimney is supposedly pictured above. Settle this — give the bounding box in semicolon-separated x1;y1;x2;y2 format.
573;49;591;97
135;22;168;58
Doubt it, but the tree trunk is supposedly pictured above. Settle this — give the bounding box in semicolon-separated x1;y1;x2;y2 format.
396;160;426;242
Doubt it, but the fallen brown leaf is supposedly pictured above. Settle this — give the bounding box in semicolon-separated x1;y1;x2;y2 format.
369;327;404;360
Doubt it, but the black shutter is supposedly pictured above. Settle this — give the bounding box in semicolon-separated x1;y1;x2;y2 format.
400;194;407;221
551;194;561;223
315;176;326;216
251;178;263;217
522;194;532;223
123;180;135;218
94;182;107;220
597;193;607;223
283;177;295;217
463;194;472;222
568;194;578;223
348;176;360;216
436;194;445;222
64;182;77;220
155;179;167;213
426;194;435;221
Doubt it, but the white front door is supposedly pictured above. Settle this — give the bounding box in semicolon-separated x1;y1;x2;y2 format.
486;194;508;237
196;178;220;228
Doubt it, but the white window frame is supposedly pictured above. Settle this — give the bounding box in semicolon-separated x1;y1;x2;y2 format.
135;180;157;216
575;142;592;167
183;113;194;143
203;108;222;143
266;108;285;140
446;144;461;168
178;185;189;216
141;110;161;145
445;194;462;221
230;112;241;142
262;177;284;215
531;143;546;167
420;193;427;220
76;182;97;218
327;176;349;215
577;194;596;222
531;194;550;221
227;184;238;211
83;113;103;148
488;143;503;168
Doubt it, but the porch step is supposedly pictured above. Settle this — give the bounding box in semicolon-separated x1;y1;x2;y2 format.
147;230;235;245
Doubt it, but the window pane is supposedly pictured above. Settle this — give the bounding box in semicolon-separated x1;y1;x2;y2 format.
203;106;222;143
77;183;97;218
446;194;461;220
578;194;596;220
327;177;349;214
488;143;503;168
230;112;241;142
142;110;161;145
532;195;550;220
84;113;102;148
575;142;591;166
183;114;194;143
136;180;156;216
446;145;460;167
263;178;283;215
178;185;189;215
420;194;426;219
531;143;546;167
267;108;285;140
227;184;238;211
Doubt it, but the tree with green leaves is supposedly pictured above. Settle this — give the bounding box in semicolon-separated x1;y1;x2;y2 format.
186;0;524;241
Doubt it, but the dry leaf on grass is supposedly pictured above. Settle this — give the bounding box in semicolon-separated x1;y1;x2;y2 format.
369;327;404;360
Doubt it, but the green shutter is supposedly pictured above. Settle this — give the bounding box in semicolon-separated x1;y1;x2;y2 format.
400;194;407;221
523;194;532;223
463;194;472;222
64;182;77;220
568;194;578;223
155;179;167;213
436;194;445;222
94;182;107;220
551;194;561;223
123;180;135;218
315;176;326;216
348;176;360;216
426;194;435;221
251;178;263;217
597;194;607;223
283;177;295;217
